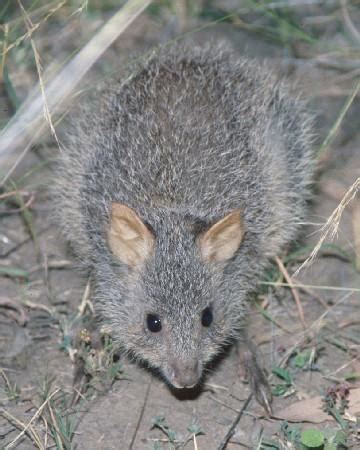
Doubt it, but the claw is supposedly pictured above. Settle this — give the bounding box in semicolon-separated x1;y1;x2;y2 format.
236;337;273;415
255;385;273;416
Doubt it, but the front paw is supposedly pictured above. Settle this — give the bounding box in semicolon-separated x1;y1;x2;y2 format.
237;345;273;415
247;364;273;415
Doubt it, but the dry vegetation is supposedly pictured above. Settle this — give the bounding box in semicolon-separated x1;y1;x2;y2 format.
0;1;359;449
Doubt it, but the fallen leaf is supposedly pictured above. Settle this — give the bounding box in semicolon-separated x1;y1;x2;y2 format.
273;388;360;424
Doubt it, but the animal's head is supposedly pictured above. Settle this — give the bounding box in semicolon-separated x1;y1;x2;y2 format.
100;202;247;388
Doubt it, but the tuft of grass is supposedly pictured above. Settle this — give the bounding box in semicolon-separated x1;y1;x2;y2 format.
0;369;20;402
322;383;350;431
277;421;349;450
199;0;316;47
38;376;76;450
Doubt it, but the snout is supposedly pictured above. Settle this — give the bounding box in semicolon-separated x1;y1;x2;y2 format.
166;359;202;389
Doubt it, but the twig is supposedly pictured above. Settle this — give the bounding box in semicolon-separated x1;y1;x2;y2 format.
0;189;30;200
338;320;360;329
1;409;43;449
129;380;152;449
217;393;253;450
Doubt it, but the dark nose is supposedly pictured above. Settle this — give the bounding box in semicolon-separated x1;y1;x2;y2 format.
168;359;202;388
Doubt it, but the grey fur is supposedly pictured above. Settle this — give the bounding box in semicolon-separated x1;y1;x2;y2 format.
56;43;314;395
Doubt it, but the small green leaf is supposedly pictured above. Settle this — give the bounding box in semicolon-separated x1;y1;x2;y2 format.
325;336;348;352
167;430;176;441
108;361;122;380
294;350;312;368
259;439;281;449
152;415;166;427
301;428;324;448
281;421;301;441
58;334;72;352
151;416;177;442
272;367;292;384
0;266;29;278
272;384;289;396
187;424;203;435
344;372;360;381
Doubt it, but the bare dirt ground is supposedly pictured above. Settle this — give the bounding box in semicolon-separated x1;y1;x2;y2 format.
0;2;359;449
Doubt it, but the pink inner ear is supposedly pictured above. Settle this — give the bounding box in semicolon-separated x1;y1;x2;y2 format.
199;210;244;263
107;203;154;267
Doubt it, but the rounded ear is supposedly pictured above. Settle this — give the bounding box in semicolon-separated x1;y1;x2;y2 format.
107;203;154;267
198;210;245;262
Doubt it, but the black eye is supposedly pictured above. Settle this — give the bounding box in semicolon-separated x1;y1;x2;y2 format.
201;307;213;327
146;314;162;333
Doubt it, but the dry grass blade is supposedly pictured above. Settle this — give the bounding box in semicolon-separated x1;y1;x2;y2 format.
275;256;306;328
16;0;61;149
0;0;66;57
340;0;360;44
261;281;360;292
78;279;92;316
0;189;30;200
1;409;44;449
318;80;360;156
293;177;360;276
353;203;360;271
1;2;66;59
292;278;328;309
47;402;64;450
4;388;59;449
0;296;28;325
1;23;9;81
0;0;152;186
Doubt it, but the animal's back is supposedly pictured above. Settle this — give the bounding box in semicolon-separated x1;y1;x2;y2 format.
56;43;314;407
57;43;313;268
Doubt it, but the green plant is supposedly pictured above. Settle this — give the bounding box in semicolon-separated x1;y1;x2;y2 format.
0;369;20;402
271;366;294;396
280;421;349;449
301;428;325;448
323;384;350;431
151;416;177;444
